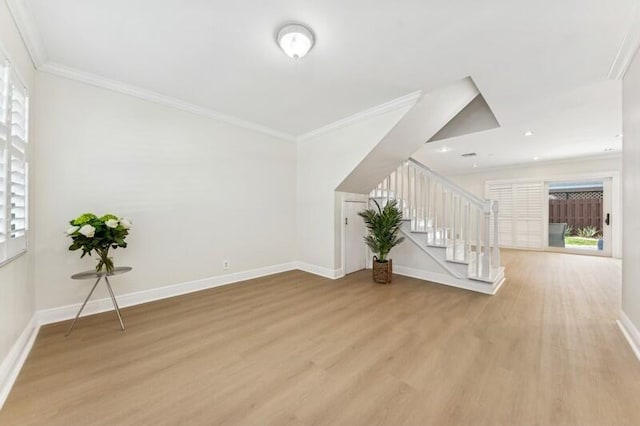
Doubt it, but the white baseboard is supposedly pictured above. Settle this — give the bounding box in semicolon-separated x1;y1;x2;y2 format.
393;265;499;295
0;315;40;410
38;262;298;325
295;262;343;279
617;311;640;361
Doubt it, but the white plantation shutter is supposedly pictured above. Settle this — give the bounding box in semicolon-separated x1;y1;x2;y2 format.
513;182;544;248
0;54;29;264
6;76;28;259
0;55;9;260
487;181;544;249
487;183;514;247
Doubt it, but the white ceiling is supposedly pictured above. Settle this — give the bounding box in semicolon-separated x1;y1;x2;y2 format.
16;0;637;171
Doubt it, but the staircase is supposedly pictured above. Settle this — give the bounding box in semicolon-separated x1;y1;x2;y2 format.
369;158;505;294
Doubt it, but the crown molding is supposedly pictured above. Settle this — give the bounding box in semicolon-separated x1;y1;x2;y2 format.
5;0;47;67
297;91;423;142
608;1;640;80
40;62;297;141
5;0;298;141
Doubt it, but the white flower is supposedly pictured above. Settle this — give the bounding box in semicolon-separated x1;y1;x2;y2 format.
66;225;79;235
105;219;119;228
78;224;96;238
119;218;132;229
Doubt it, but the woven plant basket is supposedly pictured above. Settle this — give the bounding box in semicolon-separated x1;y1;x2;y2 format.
372;256;393;284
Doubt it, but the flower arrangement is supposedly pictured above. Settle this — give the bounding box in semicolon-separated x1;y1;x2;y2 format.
66;213;132;274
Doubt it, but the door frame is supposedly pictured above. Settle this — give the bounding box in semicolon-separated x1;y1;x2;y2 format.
542;171;620;258
341;195;369;277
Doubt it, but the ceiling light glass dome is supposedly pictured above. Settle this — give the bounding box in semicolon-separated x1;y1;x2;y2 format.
277;24;314;59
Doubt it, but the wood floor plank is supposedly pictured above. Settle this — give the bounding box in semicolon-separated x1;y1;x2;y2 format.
1;250;640;425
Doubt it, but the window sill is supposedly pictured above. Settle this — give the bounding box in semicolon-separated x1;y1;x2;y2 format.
0;250;28;269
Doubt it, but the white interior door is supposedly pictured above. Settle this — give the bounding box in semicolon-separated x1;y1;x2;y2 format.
344;201;367;274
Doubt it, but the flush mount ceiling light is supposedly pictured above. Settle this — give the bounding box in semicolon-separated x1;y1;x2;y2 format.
277;23;315;59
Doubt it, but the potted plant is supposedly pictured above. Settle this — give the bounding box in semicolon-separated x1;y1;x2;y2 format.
66;213;132;274
358;199;405;283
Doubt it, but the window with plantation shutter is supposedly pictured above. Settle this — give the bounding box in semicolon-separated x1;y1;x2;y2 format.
487;181;544;250
487;183;514;247
0;55;9;261
0;52;29;266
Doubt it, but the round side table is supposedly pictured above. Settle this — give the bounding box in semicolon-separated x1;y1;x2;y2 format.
66;266;132;336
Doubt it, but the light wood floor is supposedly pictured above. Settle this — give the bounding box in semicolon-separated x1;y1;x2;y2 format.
1;250;639;425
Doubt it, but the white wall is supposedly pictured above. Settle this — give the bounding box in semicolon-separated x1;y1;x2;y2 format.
0;0;36;372
622;48;640;334
296;106;411;274
33;72;296;310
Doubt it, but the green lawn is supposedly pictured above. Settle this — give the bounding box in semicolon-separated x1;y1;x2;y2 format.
565;236;598;247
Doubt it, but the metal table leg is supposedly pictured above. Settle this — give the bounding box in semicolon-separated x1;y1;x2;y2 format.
66;277;102;337
105;276;125;331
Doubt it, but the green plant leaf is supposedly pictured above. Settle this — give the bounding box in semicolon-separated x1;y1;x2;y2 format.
358;199;405;261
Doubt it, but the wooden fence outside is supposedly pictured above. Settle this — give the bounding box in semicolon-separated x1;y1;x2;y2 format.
549;199;603;231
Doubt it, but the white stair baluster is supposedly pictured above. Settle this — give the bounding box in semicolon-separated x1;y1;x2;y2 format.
433;181;439;245
426;174;431;235
451;194;457;261
443;187;448;245
492;201;500;267
386;176;391;204
411;165;416;227
476;208;481;277
483;210;491;279
464;201;471;263
417;172;423;231
422;173;427;233
393;168;399;202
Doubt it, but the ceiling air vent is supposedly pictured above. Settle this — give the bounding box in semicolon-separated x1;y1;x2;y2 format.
461;152;477;157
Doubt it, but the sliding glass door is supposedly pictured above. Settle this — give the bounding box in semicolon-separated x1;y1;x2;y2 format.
546;178;612;256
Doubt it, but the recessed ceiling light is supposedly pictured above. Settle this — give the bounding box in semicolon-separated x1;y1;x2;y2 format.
437;147;451;153
604;148;614;152
277;23;315;59
533;156;540;161
473;164;478;168
616;134;623;138
524;131;534;137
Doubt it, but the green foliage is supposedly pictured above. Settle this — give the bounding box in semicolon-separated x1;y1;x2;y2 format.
565;224;574;236
358;200;405;262
72;213;98;226
576;226;599;238
66;213;132;273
